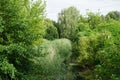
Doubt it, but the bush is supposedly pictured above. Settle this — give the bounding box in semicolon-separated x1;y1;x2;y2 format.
27;39;72;80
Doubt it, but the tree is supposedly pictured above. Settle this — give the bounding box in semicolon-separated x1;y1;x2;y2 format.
87;12;104;29
28;39;72;80
44;19;59;40
58;6;80;40
70;13;118;80
106;11;120;21
94;20;120;80
72;30;112;79
0;0;46;79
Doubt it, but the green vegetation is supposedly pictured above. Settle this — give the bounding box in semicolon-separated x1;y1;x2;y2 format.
0;0;120;80
58;6;80;40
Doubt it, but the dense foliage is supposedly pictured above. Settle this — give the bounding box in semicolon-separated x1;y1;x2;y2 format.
0;0;46;79
44;19;59;40
58;6;80;40
0;0;120;80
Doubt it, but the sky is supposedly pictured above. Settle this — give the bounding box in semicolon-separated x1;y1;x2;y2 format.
45;0;120;21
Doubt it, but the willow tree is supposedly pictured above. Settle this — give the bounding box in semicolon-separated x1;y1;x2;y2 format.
29;39;72;80
106;11;120;21
58;6;80;40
